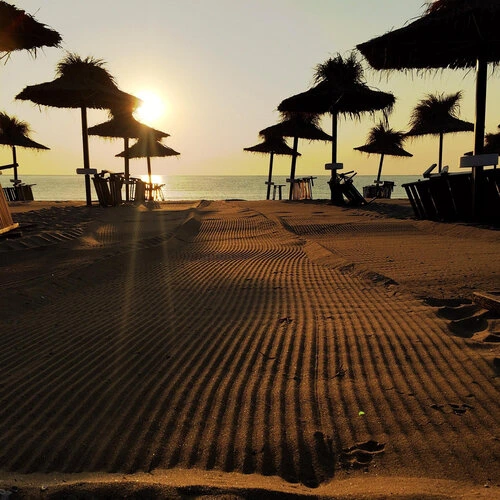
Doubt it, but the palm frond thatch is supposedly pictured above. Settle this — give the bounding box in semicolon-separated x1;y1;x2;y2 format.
406;91;473;136
259;113;331;142
357;0;500;71
278;52;395;118
355;122;411;157
16;53;140;110
354;122;412;185
0;112;48;149
0;1;61;58
484;125;500;154
244;135;299;156
116;137;180;160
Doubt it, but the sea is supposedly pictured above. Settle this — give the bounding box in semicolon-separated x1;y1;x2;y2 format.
0;174;421;201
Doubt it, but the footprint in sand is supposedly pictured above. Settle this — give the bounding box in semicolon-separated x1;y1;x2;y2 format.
339;440;385;469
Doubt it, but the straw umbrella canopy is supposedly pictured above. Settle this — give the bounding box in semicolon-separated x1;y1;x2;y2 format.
484;124;500;154
356;0;500;157
116;136;180;201
16;53;141;206
406;91;473;172
0;1;61;59
354;122;412;187
244;135;300;200
88;112;170;201
259;113;331;200
0;112;49;181
277;53;395;166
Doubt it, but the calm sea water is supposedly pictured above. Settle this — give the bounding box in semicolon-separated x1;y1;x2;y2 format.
1;174;421;201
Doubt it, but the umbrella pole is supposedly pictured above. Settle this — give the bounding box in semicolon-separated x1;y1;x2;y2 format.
266;152;274;200
472;57;488;218
81;106;92;206
376;154;384;185
376;153;384;196
438;133;443;173
124;137;130;202
329;110;343;205
474;57;487;156
147;156;152;201
12;146;18;181
288;136;299;200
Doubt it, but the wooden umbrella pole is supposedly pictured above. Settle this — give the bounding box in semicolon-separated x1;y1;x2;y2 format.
329;110;344;205
266;152;274;200
438;133;444;173
376;153;384;185
474;57;487;156
376;153;385;197
147;156;152;201
12;146;18;181
472;57;488;218
124;137;130;201
331;111;337;164
288;136;299;200
81;106;92;206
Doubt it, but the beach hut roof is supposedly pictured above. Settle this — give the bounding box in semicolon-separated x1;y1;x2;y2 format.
0;1;61;57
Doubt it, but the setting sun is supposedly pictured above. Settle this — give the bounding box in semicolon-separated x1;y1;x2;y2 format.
133;90;166;124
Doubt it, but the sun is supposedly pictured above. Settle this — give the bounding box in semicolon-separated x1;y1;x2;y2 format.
133;90;166;124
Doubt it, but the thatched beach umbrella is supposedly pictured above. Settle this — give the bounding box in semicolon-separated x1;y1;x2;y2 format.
259;113;331;200
278;52;395;167
0;112;49;181
0;1;61;59
244;135;299;200
406;91;473;172
88;112;170;201
354;122;412;187
356;0;500;157
116;136;180;201
484;124;500;154
16;53;141;206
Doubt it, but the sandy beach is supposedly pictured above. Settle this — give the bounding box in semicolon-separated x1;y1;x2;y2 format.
0;198;499;499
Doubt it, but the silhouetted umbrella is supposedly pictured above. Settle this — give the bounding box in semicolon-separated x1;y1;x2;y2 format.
278;52;395;204
357;0;500;157
278;53;395;163
0;112;49;181
259;113;331;200
16;53;141;205
406;91;473;172
116;136;180;201
0;1;61;58
354;122;412;187
244;135;300;200
88;112;169;201
484;124;500;154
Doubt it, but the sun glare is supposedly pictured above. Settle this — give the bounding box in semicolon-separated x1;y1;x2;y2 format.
134;90;166;124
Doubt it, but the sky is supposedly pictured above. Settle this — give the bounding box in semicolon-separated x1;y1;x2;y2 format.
1;0;499;179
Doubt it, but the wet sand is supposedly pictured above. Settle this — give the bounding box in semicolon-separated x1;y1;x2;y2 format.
0;199;499;499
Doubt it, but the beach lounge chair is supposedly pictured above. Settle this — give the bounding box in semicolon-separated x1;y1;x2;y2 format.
0;184;19;235
92;172;114;207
